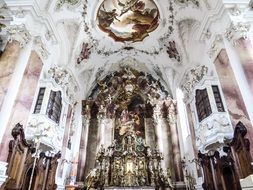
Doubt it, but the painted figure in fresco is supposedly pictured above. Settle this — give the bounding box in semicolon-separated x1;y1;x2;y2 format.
77;42;92;64
165;41;181;62
98;7;120;28
117;0;139;16
77;42;91;64
97;0;159;42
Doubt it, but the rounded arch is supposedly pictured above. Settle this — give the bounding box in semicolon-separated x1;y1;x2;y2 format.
88;66;169;103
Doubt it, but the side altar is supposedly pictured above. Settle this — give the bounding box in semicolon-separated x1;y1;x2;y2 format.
85;130;174;189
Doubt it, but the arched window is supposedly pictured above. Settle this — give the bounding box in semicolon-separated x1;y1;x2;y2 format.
195;88;212;122
33;87;45;114
212;85;225;112
46;90;62;123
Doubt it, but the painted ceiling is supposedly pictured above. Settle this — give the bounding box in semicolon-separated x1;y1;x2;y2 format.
96;0;160;42
73;0;210;97
5;0;223;98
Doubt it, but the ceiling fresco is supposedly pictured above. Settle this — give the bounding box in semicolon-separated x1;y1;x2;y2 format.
97;0;160;42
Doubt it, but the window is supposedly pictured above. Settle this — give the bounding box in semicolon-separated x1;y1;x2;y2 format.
34;88;45;114
195;88;212;122
46;90;62;123
212;85;225;112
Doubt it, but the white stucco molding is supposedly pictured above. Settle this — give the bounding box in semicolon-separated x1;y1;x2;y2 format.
180;65;209;103
196;1;251;44
225;21;251;45
195;0;226;42
5;0;60;44
6;24;31;47
207;34;224;60
48;66;79;105
33;36;50;60
195;112;234;153
26;114;64;152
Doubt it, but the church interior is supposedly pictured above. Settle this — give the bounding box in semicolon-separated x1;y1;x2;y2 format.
1;0;253;189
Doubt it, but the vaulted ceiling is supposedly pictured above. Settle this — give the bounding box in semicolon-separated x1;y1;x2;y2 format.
2;0;228;99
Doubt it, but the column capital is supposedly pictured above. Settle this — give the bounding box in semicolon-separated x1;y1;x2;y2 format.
7;24;31;47
225;22;250;44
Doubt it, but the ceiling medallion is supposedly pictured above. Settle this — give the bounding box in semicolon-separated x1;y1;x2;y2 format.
97;0;160;42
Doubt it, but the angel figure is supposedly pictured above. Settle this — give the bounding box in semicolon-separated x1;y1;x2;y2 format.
117;0;139;16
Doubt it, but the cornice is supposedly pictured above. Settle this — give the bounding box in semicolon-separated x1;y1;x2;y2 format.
196;1;225;42
5;0;60;44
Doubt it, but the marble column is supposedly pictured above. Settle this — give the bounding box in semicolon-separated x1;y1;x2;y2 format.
152;103;164;153
166;99;184;182
59;105;73;177
97;104;107;152
0;39;32;144
104;118;114;148
0;49;43;162
225;23;253;123
225;22;253;96
213;49;253;156
152;102;173;170
77;108;90;182
0;41;21;110
186;104;202;177
83;117;98;180
160;116;173;170
144;117;156;147
234;37;253;94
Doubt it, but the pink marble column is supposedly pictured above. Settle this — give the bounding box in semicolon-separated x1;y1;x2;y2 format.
59;106;73;177
234;38;253;94
186;104;202;176
214;49;253;156
167;105;184;182
77;110;91;181
0;41;21;110
0;51;43;161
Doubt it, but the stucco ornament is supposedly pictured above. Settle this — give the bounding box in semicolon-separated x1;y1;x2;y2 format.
7;24;31;47
48;67;78;105
225;22;250;44
33;36;49;60
196;114;233;153
56;0;80;9
181;65;208;100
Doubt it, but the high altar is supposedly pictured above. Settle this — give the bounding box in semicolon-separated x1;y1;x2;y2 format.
86;125;174;189
78;67;182;189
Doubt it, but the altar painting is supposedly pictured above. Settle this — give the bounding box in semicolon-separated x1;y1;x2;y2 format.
114;110;145;150
97;0;160;42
